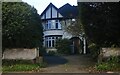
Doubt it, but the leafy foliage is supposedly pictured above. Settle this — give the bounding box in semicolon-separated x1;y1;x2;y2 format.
88;43;100;59
55;38;71;55
60;19;84;37
47;51;56;56
96;56;120;71
78;2;120;47
2;2;43;49
39;47;47;56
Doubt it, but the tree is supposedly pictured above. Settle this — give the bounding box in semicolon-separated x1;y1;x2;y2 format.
78;2;120;47
60;18;84;37
2;2;43;49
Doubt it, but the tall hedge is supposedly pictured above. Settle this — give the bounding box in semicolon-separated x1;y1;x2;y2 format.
78;2;120;47
2;2;43;49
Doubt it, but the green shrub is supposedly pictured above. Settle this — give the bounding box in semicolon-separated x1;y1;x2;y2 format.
107;56;120;63
96;63;110;71
39;47;47;56
55;38;71;55
47;51;56;56
88;43;100;59
96;62;120;71
96;56;120;71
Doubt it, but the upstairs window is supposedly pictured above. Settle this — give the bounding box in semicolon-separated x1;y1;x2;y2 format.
44;20;61;30
55;20;58;29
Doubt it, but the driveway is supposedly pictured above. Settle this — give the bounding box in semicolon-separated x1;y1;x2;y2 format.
41;55;96;73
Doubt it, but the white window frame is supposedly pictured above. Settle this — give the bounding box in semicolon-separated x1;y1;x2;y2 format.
45;20;62;30
45;36;62;48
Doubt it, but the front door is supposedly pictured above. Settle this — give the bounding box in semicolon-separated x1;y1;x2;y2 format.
70;37;80;54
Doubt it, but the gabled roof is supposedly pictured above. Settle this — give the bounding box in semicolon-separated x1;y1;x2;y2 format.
59;3;78;18
40;3;59;17
40;3;78;19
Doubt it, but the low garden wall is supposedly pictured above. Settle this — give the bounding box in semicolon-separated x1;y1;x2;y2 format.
98;48;120;62
2;48;43;63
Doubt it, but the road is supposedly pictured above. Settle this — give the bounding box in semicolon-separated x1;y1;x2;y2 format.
2;73;119;75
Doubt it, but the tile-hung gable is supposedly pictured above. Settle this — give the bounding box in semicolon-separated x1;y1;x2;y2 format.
40;3;86;54
59;3;78;19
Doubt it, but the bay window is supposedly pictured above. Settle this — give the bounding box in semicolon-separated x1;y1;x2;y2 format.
45;36;62;48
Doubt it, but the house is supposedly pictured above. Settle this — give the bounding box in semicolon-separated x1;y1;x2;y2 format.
40;3;87;54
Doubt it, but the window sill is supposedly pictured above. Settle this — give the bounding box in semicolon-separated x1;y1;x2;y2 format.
44;29;62;31
46;47;56;49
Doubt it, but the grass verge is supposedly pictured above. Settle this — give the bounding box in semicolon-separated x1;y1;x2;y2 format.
2;59;47;72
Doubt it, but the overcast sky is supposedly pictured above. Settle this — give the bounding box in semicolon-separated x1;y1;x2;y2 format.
22;0;77;15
